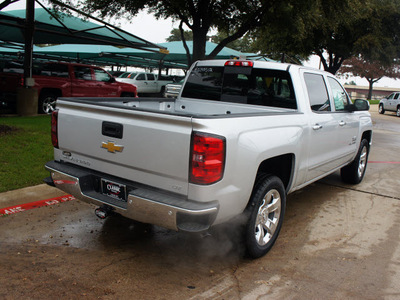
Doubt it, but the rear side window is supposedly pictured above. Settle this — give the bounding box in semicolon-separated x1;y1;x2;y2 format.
41;63;69;78
304;73;330;112
181;65;296;109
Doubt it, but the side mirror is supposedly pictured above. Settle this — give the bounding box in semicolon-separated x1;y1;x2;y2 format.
109;77;116;83
353;99;370;111
346;99;370;112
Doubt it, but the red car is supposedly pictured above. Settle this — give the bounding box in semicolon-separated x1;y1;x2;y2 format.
0;62;138;114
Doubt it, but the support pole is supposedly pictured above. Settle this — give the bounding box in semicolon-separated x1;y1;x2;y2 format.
18;0;38;116
23;0;35;86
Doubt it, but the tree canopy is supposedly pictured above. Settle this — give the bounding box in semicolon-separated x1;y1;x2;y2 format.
252;0;400;74
50;0;400;74
67;0;294;66
338;56;400;99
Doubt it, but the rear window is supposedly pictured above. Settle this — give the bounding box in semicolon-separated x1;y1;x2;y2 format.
181;65;296;109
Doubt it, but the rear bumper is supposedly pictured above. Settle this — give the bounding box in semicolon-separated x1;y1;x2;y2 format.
45;161;219;232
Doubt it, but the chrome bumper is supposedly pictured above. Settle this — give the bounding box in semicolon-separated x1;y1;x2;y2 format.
45;161;219;232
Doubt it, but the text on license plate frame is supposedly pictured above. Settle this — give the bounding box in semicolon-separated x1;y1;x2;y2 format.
101;179;127;202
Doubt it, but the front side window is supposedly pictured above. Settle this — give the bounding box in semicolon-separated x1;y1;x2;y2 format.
94;69;111;82
387;93;395;100
328;77;350;111
304;73;330;112
74;66;92;80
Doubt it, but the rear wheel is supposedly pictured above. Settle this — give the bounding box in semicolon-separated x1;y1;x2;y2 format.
397;106;400;117
378;104;385;114
341;139;369;184
39;93;57;114
244;175;286;258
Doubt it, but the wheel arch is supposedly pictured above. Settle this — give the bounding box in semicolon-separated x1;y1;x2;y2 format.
255;153;295;193
39;88;62;99
361;130;372;146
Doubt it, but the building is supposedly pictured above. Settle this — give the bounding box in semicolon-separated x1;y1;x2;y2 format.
344;84;400;100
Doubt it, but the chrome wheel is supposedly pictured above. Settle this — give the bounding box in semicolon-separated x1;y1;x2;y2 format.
42;97;56;114
245;175;286;258
378;104;384;114
358;146;368;179
397;107;400;117
254;189;281;246
341;139;369;184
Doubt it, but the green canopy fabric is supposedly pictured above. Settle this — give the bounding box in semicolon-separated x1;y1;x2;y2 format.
0;40;262;70
0;8;165;51
157;41;245;65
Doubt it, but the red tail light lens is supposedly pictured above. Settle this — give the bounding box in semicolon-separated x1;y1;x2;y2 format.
51;110;59;148
190;132;226;185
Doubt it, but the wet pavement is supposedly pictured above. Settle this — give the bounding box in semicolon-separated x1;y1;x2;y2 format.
0;105;399;299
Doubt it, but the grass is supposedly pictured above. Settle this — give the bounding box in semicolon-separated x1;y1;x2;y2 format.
0;115;53;193
368;100;380;105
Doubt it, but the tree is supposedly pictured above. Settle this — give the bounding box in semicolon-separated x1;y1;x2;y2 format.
66;0;295;66
252;0;400;74
166;28;193;42
338;56;400;99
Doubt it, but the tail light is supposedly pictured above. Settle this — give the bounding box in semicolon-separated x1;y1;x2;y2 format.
225;60;254;67
190;132;226;185
51;110;59;148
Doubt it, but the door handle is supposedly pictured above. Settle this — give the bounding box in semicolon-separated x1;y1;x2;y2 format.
313;124;323;130
339;121;346;126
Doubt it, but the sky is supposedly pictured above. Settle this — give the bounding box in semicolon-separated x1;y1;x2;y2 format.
3;0;399;88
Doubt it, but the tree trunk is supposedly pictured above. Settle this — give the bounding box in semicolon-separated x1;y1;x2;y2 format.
367;79;374;100
192;27;208;63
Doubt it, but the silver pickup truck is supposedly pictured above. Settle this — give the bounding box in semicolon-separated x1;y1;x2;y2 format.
45;60;372;258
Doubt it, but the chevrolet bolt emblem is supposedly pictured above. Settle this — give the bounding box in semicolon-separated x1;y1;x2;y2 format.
101;141;124;153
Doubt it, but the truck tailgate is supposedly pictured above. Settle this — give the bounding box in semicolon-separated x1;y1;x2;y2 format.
56;100;193;195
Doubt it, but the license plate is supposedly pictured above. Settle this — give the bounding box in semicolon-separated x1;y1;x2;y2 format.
101;179;126;202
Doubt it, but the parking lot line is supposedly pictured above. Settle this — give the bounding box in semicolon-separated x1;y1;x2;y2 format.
369;161;400;164
0;195;75;216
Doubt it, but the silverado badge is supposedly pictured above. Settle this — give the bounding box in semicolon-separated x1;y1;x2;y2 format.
101;141;124;153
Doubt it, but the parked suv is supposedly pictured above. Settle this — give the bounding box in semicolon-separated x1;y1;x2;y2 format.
379;92;400;117
0;61;137;114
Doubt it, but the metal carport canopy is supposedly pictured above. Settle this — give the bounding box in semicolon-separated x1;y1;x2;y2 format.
0;7;167;52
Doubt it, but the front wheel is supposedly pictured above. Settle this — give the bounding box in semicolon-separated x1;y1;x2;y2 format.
244;175;286;258
378;104;385;114
397;106;400;117
341;139;369;184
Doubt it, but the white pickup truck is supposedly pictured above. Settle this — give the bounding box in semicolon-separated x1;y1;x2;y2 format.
45;60;372;258
115;72;174;95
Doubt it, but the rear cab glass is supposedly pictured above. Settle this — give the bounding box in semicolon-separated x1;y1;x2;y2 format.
181;64;297;109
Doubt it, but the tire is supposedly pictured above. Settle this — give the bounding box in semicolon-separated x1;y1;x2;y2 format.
39;93;57;114
340;139;369;184
397;106;400;117
378;104;385;114
244;175;286;258
121;92;135;97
